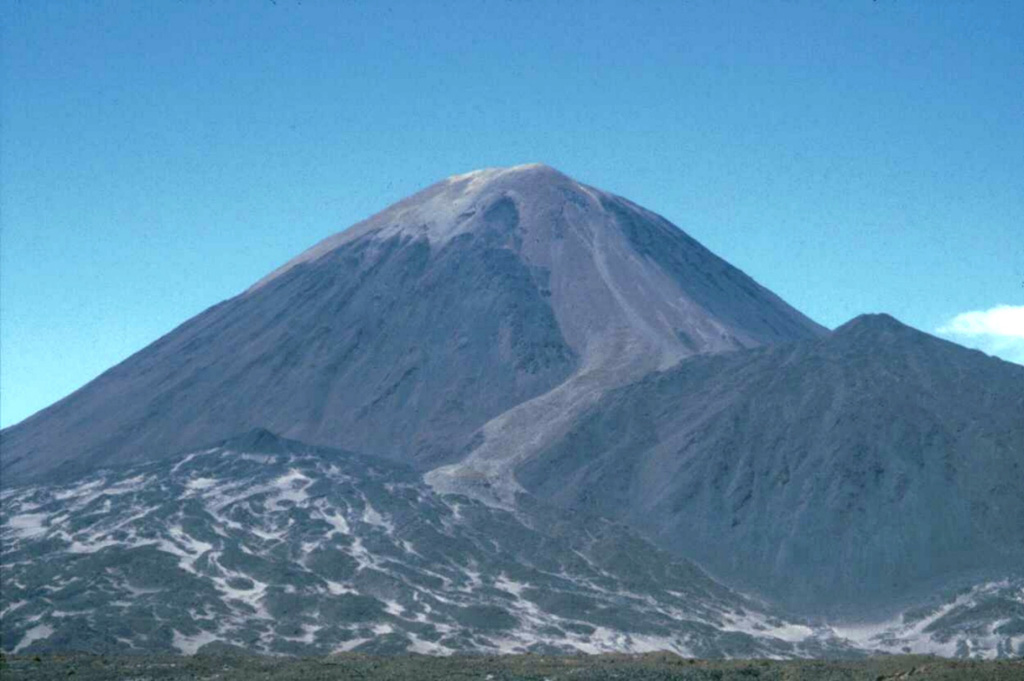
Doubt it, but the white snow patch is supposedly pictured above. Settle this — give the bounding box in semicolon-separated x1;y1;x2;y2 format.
271;469;312;507
719;610;814;643
12;624;54;653
186;477;219;492
361;502;394;533
406;632;453;655
0;600;28;619
317;505;350;536
495;575;528;597
67;537;123;554
103;474;149;495
154;526;214;572
53;479;104;501
334;637;370;653
172;629;221;655
5;513;49;539
325;580;358;595
828;585;999;657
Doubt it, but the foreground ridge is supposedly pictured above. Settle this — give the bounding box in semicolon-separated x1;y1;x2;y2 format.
4;435;1021;659
0;437;842;658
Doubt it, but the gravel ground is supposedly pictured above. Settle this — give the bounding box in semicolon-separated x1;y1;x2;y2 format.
2;652;1023;681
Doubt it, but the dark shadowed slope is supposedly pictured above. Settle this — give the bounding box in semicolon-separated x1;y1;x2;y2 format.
1;164;823;483
518;314;1024;618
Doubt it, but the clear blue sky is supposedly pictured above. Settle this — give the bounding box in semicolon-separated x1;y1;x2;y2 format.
2;0;1022;428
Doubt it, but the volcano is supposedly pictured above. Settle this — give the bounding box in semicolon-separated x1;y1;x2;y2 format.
1;164;823;484
3;164;1023;653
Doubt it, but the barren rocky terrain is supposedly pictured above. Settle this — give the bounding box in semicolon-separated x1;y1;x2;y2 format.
3;652;1023;681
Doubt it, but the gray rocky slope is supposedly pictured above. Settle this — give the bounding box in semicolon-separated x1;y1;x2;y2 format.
1;164;823;484
6;431;1019;659
0;431;855;658
516;314;1024;619
5;432;1020;659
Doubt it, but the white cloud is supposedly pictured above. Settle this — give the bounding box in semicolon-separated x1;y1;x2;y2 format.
938;305;1024;338
937;305;1024;365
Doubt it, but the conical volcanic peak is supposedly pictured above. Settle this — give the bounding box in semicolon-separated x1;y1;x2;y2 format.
829;312;1011;366
2;165;824;483
827;313;935;353
833;313;913;337
250;163;591;292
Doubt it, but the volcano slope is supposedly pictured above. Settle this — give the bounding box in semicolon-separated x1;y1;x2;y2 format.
0;429;850;658
0;164;822;485
517;314;1024;619
3;429;1021;659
